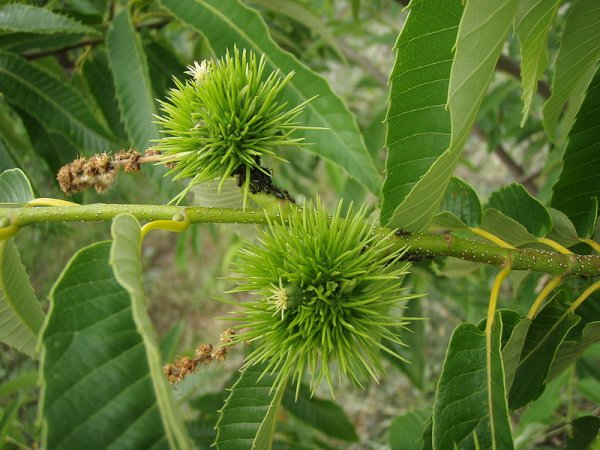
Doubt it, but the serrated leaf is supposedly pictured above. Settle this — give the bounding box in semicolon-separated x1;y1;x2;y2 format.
432;315;514;450
486;183;552;237
387;0;520;231
159;0;381;194
282;384;358;442
543;0;600;143
550;66;600;235
0;32;84;54
216;364;286;450
142;34;185;99
515;0;560;123
548;321;600;380
480;208;537;247
380;0;461;226
435;177;482;228
106;8;159;150
15;108;81;173
0;51;115;153
110;214;190;449
389;408;430;450
508;298;580;409
81;49;128;141
0;3;99;35
546;207;581;248
41;242;172;449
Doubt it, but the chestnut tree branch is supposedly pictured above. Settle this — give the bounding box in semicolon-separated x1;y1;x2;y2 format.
1;203;599;278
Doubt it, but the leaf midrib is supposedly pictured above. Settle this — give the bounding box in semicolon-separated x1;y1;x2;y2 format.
0;56;111;144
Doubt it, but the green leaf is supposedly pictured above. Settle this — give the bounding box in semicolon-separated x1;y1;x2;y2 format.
281;384;358;442
550;66;600;235
480;208;537;247
508;298;580;409
434;177;482;229
0;240;44;357
0;3;99;35
546;208;581;248
380;0;461;226
432;316;514;450
0;398;21;449
216;364;286;450
110;214;190;449
0;371;37;399
41;242;172;449
389;408;430;450
0;168;34;204
0;51;115;153
0;104;52;187
386;0;520;231
142;34;186;99
15;108;81;173
0;169;42;357
543;0;600;142
0;32;84;54
501;317;531;393
249;0;344;60
515;0;560;123
486;183;552;237
159;0;382;194
106;8;159;150
81;49;128;142
159;321;183;364
564;416;600;450
548;321;600;380
384;298;425;389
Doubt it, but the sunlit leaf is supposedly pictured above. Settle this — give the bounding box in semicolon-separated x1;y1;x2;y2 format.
381;0;461;226
515;0;560;123
387;0;519;231
543;0;600;142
